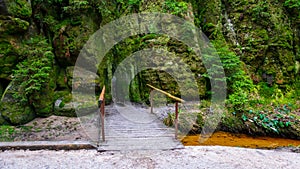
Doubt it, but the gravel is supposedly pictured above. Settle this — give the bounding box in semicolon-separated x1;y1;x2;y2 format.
0;146;299;169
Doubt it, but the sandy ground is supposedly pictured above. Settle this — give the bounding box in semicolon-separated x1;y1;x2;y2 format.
11;116;88;142
0;146;299;169
2;107;299;168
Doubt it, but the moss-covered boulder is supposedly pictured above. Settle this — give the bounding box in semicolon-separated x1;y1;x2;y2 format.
30;52;56;118
10;37;56;117
0;102;34;125
0;16;29;34
0;17;30;79
53;91;76;117
0;83;35;125
31;88;55;117
0;38;21;79
54;90;99;117
66;66;100;91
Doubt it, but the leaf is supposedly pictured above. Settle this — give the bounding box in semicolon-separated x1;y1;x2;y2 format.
272;120;278;126
261;123;268;129
263;117;269;123
259;113;265;120
242;114;248;121
279;121;285;128
285;121;291;127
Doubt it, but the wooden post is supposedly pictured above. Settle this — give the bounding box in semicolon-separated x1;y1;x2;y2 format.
150;89;153;114
98;86;106;142
146;84;184;140
175;102;179;139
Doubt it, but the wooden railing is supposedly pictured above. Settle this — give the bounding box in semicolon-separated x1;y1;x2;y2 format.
147;84;185;139
98;86;106;143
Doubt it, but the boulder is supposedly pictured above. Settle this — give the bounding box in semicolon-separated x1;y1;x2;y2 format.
30;52;56;117
0;83;35;125
53;91;98;117
53;91;76;117
0;38;20;79
0;16;29;35
66;66;100;92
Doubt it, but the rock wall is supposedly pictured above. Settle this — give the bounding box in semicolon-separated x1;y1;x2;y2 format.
194;0;299;85
0;0;299;125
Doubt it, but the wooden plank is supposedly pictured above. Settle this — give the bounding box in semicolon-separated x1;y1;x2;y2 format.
98;137;184;151
98;106;184;151
0;141;95;151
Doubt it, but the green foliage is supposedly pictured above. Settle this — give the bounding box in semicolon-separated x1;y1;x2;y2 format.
251;81;300;111
97;0;138;24
164;0;188;15
0;17;30;35
0;125;35;141
0;125;15;141
128;0;140;5
164;112;175;126
256;82;275;98
252;1;271;23
12;36;54;105
211;40;254;111
34;0;63;5
63;0;90;13
283;0;300;18
6;0;32;19
284;0;300;9
242;107;296;134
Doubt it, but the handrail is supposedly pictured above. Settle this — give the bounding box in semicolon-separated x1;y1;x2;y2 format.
147;84;184;139
147;84;185;103
98;86;106;143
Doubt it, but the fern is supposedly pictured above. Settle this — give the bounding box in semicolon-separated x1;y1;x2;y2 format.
12;37;54;105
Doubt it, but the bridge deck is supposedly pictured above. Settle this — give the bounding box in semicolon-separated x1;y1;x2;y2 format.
98;105;184;151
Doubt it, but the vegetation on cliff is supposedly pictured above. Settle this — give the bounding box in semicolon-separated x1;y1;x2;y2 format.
0;0;299;139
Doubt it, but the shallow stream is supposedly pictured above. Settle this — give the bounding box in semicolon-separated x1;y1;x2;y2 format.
181;131;300;149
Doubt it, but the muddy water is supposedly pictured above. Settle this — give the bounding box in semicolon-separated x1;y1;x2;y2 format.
180;131;300;149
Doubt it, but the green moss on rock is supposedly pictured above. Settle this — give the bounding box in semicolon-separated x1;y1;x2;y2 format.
0;103;34;125
0;38;21;79
5;0;32;19
0;16;29;35
54;66;69;90
0;83;35;125
53;91;76;117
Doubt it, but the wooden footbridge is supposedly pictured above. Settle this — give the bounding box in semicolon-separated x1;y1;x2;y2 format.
0;85;184;151
97;85;184;151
